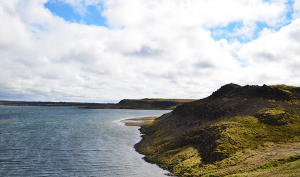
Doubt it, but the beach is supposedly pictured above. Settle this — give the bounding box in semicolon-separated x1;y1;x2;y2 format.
121;117;158;126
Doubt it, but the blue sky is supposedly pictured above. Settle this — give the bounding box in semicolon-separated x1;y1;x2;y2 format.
1;0;300;102
210;0;295;43
44;1;107;26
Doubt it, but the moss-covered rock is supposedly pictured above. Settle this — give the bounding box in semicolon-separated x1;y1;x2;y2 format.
255;108;290;125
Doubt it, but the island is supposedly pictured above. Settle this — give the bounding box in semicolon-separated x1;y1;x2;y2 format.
134;84;300;176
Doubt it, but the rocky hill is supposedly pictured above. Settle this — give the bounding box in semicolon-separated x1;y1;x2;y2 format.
135;84;300;176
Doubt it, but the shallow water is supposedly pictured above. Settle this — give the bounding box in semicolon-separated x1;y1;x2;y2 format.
0;106;171;177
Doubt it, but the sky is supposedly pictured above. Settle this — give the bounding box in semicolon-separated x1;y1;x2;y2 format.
1;0;300;103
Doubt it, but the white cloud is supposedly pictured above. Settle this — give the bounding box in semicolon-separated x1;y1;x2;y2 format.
216;39;243;58
259;27;276;37
230;21;257;39
294;0;300;19
238;18;300;85
0;0;299;102
102;0;287;28
0;1;34;51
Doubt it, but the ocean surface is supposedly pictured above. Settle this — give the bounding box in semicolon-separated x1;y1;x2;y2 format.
0;106;171;177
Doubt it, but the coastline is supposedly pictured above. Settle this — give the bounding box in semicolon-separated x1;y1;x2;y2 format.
131;84;300;176
122;116;176;176
121;116;158;126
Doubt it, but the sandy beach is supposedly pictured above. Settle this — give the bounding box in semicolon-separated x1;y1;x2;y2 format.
121;117;158;126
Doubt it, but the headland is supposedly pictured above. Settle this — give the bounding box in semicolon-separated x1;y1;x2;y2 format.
134;84;300;176
79;99;196;110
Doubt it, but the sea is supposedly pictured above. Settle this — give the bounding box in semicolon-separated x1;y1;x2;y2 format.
0;105;171;177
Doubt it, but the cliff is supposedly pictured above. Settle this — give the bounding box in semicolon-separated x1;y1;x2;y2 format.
135;84;300;176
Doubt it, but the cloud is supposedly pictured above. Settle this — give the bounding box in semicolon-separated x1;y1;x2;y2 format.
259;27;276;37
238;18;300;85
124;46;163;58
102;0;287;28
293;0;300;19
0;0;300;102
230;21;257;39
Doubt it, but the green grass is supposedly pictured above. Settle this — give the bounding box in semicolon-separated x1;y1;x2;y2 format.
141;109;300;176
269;84;298;97
135;84;300;176
285;99;300;105
241;98;247;103
257;107;286;115
222;98;229;102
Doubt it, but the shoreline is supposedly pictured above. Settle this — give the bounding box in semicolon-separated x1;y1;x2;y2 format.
121;115;176;176
121;116;158;126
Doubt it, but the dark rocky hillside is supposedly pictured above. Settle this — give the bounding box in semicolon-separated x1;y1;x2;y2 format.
135;84;300;176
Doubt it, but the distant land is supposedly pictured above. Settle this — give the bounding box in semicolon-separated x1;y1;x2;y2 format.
134;84;300;176
79;98;196;110
0;99;196;110
0;101;116;107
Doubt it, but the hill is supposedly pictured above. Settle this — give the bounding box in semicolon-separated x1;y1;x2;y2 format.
79;98;196;110
135;84;300;176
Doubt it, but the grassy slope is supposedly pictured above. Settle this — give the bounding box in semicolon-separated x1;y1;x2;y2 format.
135;84;300;176
79;99;196;110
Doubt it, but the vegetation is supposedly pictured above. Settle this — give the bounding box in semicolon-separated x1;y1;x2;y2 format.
135;84;300;176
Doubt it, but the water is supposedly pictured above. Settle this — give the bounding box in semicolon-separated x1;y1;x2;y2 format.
0;106;171;177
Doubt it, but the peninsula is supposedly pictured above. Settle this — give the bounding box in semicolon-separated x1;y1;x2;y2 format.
79;99;195;110
134;84;300;176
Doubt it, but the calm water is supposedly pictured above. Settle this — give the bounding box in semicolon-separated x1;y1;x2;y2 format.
0;106;171;177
